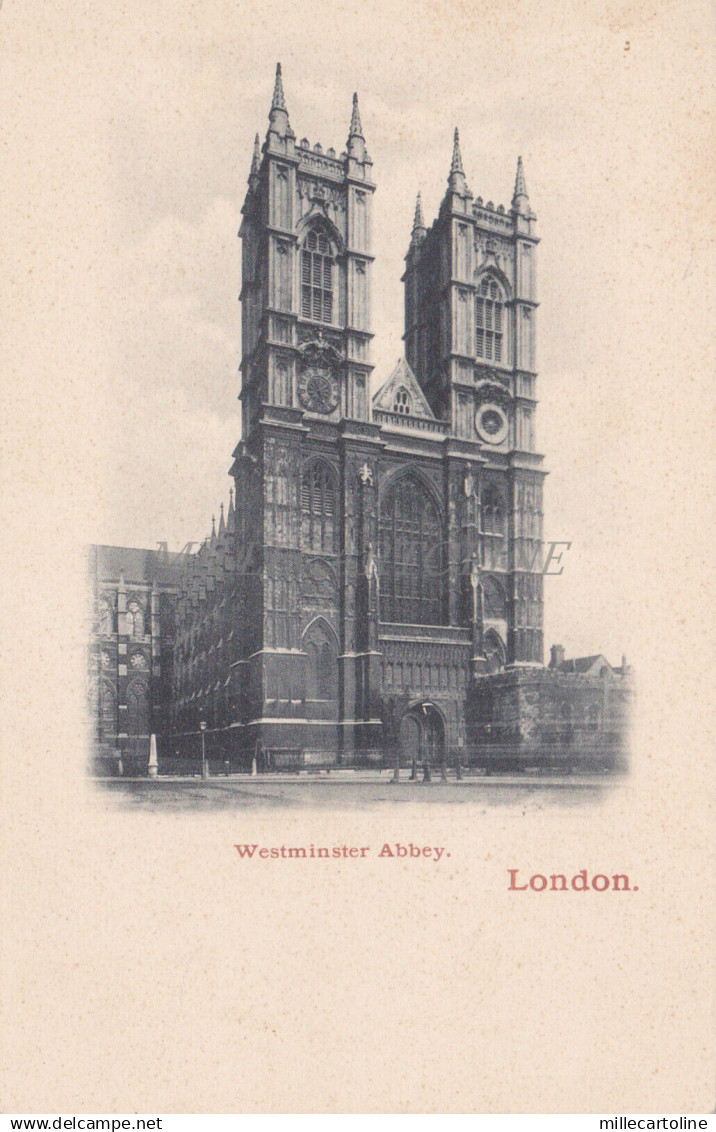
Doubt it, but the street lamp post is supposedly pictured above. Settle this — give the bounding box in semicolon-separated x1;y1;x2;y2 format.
200;721;208;779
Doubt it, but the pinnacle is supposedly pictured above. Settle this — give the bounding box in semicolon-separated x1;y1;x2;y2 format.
349;91;363;138
250;133;261;176
512;155;531;214
451;127;464;175
514;155;528;199
413;191;425;231
271;62;287;112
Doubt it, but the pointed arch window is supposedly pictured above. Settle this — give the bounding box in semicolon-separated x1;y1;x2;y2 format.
301;229;334;323
476;276;505;363
393;387;411;414
379;476;445;625
126;601;145;640
301;461;337;554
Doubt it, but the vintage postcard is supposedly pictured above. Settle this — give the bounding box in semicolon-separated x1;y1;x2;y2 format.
2;0;713;1116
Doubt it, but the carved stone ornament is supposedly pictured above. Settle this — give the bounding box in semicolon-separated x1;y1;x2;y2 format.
129;652;149;670
101;650;113;669
474;366;510;390
475;403;509;445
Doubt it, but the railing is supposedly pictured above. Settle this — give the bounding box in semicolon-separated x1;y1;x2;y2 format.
373;410;450;435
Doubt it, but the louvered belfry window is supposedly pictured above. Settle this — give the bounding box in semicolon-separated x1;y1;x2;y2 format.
301;461;337;553
301;230;334;322
476;276;504;362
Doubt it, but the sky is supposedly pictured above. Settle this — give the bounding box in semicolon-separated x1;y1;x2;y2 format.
3;0;712;663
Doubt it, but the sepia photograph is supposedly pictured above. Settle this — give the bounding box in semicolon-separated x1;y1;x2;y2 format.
87;60;634;811
2;0;713;1116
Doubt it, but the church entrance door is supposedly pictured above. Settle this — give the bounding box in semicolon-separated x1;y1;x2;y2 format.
398;704;445;769
399;713;421;769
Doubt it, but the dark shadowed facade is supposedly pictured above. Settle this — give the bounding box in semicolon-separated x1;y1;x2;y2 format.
88;67;632;776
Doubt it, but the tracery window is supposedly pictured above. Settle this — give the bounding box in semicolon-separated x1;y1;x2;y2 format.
379;475;444;625
476;275;505;363
393;387;411;415
301;229;334;323
126;601;144;640
301;461;337;553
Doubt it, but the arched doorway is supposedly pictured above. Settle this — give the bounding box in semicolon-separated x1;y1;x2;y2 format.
399;713;420;766
398;703;445;767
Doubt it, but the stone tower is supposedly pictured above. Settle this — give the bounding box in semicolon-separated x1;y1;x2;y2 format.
402;137;545;666
229;66;381;759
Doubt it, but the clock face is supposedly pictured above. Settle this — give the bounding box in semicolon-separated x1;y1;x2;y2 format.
298;364;339;414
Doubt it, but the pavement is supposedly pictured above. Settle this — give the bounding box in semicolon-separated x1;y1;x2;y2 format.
92;771;623;811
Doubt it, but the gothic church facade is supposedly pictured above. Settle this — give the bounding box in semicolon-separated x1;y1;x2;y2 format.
88;67;631;774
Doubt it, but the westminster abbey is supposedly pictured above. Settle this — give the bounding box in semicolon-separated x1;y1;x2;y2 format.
88;66;631;775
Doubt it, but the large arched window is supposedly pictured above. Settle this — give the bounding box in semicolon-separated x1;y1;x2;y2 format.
126;600;144;639
301;461;337;553
476;275;505;363
301;229;334;323
379;475;444;625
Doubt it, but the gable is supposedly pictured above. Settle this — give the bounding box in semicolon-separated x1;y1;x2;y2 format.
372;358;435;420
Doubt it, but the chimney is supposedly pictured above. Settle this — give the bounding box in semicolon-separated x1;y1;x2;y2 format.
550;644;566;669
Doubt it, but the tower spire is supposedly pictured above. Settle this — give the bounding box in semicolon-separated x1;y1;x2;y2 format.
447;127;468;194
512;155;530;214
271;62;287;112
412;191;425;232
346;91;367;161
451;128;464;175
268;63;292;139
349;92;363;138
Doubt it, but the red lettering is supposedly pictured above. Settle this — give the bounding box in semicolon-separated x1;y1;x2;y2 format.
508;869;528;890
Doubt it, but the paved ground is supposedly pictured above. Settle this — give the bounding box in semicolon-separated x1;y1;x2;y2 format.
93;772;621;811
